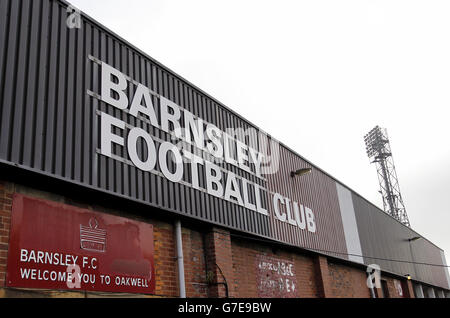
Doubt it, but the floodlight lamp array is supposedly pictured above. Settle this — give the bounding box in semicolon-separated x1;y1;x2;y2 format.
364;126;385;158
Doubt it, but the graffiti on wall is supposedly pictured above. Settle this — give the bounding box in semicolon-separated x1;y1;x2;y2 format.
256;254;297;298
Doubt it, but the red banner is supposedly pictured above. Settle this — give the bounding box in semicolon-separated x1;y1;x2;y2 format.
6;194;155;294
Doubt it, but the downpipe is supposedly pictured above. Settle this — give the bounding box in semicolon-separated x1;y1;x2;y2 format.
175;220;186;298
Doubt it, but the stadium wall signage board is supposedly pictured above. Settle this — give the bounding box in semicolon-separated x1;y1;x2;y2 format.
6;194;155;294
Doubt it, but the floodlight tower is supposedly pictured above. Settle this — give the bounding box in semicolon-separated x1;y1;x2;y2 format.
364;126;411;227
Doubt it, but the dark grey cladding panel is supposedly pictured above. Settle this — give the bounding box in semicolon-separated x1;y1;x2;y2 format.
351;192;449;289
0;0;270;237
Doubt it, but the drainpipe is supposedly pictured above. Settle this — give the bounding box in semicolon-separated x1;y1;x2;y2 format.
175;220;186;298
369;285;377;298
367;271;377;298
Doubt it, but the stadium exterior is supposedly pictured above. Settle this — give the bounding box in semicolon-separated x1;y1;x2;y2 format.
0;0;449;298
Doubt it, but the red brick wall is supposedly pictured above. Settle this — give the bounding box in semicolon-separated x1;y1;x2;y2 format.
327;261;371;298
327;260;412;298
405;280;415;298
153;223;178;297
230;239;319;298
0;181;13;287
153;224;208;298
294;254;321;298
182;229;208;297
0;178;425;298
204;228;235;298
314;255;333;297
132;221;210;298
0;180;211;297
379;277;409;298
230;240;262;297
230;238;382;298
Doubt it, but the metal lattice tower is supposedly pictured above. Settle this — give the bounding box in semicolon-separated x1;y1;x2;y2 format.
364;126;410;227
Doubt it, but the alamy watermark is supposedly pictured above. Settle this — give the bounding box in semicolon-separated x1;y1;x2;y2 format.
366;264;381;289
66;5;81;29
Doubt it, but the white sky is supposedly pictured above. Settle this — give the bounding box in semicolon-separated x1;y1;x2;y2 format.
69;0;450;262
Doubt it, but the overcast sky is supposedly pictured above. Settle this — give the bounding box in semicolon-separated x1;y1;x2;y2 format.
69;0;450;263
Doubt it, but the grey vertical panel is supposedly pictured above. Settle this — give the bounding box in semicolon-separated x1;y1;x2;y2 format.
65;19;76;179
119;44;128;195
44;1;59;173
440;251;450;289
54;3;67;176
91;26;99;188
414;283;424;298
73;23;84;182
352;192;416;277
22;0;41;168
410;237;448;288
10;0;31;164
0;0;9;112
33;0;50;171
83;23;92;183
98;29;106;189
0;0;17;159
134;52;144;202
427;287;436;298
142;61;151;203
352;191;449;289
336;183;364;264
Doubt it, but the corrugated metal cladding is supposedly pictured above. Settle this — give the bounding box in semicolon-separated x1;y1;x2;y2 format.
265;143;349;261
352;193;449;289
0;0;449;290
0;0;270;236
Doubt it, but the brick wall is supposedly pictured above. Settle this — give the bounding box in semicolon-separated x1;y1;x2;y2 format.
294;254;321;298
230;238;320;298
0;178;432;298
0;181;13;288
153;224;208;298
0;180;211;297
327;260;412;298
153;222;177;297
227;236;419;299
182;229;207;298
204;228;235;298
230;240;264;297
380;276;409;298
327;261;371;298
314;255;333;297
388;278;402;298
